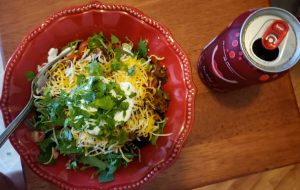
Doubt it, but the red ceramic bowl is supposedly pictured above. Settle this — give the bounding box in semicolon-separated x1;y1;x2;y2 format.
0;1;196;189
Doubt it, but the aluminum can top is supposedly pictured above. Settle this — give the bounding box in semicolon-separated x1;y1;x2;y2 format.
240;7;300;73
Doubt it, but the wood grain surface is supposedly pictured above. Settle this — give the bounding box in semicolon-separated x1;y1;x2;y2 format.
195;164;300;190
1;0;300;189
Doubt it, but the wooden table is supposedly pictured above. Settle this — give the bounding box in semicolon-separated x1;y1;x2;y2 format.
1;0;300;189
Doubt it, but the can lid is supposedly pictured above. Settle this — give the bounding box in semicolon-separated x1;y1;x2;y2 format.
240;7;300;73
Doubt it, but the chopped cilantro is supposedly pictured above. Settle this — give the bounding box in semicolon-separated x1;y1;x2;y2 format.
39;137;55;152
82;92;96;103
119;102;129;111
25;71;35;81
66;40;81;49
110;60;122;72
150;118;167;145
80;156;106;171
128;66;136;76
111;34;119;44
99;163;116;183
137;39;148;59
117;129;128;144
94;96;115;110
88;33;107;50
157;88;163;97
60;128;73;141
129;92;137;98
76;74;86;85
66;161;78;170
88;61;104;76
114;48;122;61
93;81;107;97
38;146;55;165
58;139;83;155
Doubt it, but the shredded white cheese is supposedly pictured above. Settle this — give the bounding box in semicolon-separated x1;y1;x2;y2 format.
47;48;58;63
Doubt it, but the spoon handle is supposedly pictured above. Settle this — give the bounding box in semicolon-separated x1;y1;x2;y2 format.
0;98;34;148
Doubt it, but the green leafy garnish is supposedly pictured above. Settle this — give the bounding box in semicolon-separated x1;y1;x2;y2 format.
80;156;106;171
150;118;167;145
137;39;148;59
114;48;122;61
25;71;35;81
94;96;115;110
128;66;136;76
88;61;104;76
129;92;137;98
39;137;55;152
111;34;120;44
88;33;107;50
65;40;81;49
99;162;117;183
38;146;55;165
110;61;121;72
66;161;78;170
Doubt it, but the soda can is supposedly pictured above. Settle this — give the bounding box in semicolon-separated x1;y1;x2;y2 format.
197;7;300;91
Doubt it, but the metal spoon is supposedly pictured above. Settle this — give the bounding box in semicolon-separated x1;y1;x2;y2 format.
0;47;71;148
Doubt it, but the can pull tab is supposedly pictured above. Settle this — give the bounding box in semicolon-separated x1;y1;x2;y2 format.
262;20;289;50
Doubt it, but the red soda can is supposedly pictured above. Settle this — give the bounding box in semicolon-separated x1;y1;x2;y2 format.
197;7;300;91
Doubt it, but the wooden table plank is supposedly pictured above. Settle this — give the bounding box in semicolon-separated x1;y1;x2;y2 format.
2;0;300;189
194;164;300;190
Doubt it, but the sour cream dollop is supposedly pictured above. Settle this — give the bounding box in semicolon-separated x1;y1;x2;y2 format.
114;82;136;123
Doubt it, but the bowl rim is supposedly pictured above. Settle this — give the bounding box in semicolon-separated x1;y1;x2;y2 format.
0;1;197;189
